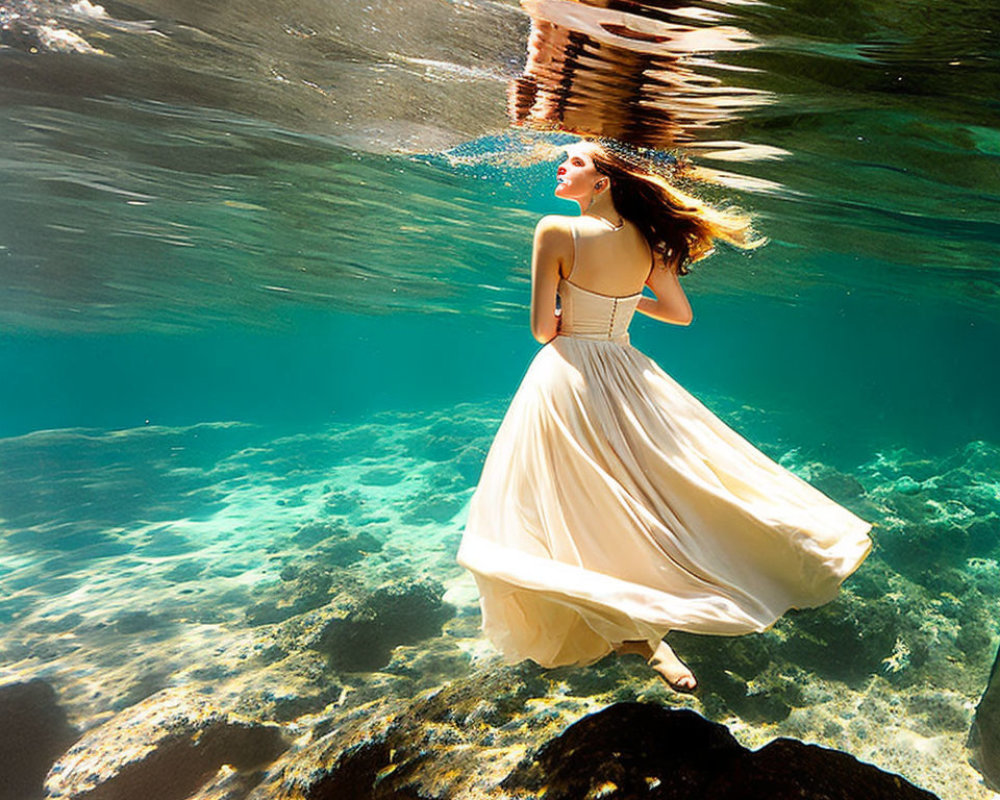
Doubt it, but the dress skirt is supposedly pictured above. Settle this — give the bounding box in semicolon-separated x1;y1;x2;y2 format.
456;333;874;668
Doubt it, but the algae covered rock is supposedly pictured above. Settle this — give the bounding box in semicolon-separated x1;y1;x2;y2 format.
43;687;289;800
0;679;78;800
773;591;903;684
309;576;455;671
666;631;801;723
503;702;941;800
247;661;552;800
968;644;1000;791
248;678;942;800
246;564;336;626
245;541;380;628
234;650;344;723
808;462;868;501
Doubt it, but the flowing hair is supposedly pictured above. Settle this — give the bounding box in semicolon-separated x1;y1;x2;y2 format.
586;139;766;276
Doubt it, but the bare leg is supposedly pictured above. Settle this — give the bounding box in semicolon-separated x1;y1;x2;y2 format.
615;639;698;693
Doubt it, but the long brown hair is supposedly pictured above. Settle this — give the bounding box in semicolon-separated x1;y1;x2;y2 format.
586;139;765;275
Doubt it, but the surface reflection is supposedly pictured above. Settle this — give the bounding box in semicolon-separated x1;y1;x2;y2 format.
509;0;776;158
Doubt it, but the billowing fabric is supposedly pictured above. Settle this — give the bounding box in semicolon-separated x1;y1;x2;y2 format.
457;272;874;670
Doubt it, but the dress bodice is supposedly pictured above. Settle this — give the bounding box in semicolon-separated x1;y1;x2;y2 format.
554;215;646;344
557;277;642;344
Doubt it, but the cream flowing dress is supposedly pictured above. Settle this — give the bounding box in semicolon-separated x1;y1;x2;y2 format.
456;217;873;668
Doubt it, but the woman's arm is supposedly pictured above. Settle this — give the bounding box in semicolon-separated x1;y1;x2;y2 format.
530;215;570;344
636;251;693;326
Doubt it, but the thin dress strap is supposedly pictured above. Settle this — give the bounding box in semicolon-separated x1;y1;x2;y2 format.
566;217;579;282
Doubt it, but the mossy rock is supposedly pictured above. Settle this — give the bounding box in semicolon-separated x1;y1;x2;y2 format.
773;593;901;685
312;577;455;671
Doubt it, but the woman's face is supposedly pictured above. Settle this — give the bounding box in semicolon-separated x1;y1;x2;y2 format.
554;143;604;203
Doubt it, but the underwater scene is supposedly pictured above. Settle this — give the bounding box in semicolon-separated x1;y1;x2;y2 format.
1;0;999;798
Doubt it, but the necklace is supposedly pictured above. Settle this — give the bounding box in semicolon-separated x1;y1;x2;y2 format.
586;213;625;231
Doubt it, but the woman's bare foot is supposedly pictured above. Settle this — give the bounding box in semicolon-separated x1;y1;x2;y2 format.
647;640;697;693
615;639;698;693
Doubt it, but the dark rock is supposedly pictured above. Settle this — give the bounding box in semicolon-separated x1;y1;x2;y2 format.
44;688;289;800
953;590;995;668
967;514;1000;558
382;642;472;688
289;519;382;565
733;735;940;800
293;520;349;547
844;558;895;599
311;577;455;671
504;704;744;798
246;698;409;800
249;678;940;800
0;679;78;800
878;521;969;578
246;565;336;626
544;652;636;698
969;643;1000;791
313;529;383;566
503;702;940;800
670;630;772;681
772;591;901;685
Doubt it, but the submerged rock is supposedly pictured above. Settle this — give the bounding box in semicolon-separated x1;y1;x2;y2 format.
773;592;903;685
246;564;336;626
310;577;455;671
246;661;552;799
808;463;868;501
968;644;1000;791
44;688;289;800
246;669;941;800
504;703;940;800
0;679;78;800
246;543;382;629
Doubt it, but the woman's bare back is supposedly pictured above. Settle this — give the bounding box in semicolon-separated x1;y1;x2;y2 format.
560;214;654;297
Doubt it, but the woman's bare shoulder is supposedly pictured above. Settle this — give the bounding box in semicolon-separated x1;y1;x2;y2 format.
535;214;576;233
533;214;574;243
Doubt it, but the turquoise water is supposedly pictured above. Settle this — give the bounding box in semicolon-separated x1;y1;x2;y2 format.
1;1;999;797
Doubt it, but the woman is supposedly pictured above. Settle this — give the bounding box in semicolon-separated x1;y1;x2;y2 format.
456;138;873;693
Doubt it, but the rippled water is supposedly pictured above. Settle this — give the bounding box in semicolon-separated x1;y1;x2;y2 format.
1;1;999;797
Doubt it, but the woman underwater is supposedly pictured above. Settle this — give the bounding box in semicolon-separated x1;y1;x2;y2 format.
456;138;874;693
